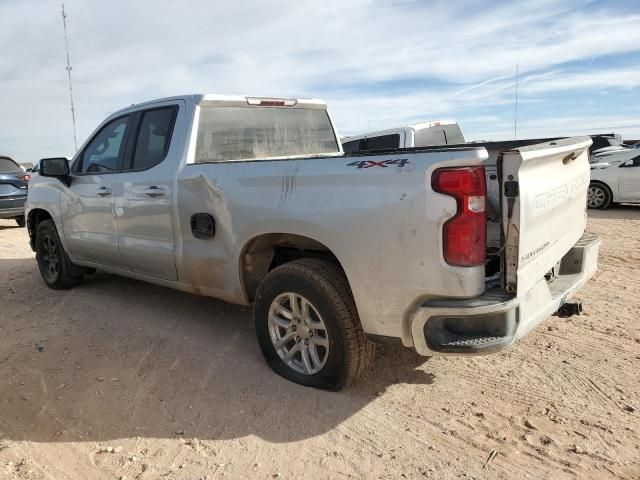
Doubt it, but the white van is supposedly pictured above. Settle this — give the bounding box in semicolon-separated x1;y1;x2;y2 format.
341;120;466;152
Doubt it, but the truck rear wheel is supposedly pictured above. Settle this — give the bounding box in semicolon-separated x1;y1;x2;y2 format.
254;258;374;390
35;219;85;289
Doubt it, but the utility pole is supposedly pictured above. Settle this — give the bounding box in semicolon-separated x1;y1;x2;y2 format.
514;65;519;141
61;3;78;152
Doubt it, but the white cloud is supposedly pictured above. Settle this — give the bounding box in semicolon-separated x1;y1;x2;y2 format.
519;67;640;95
0;0;639;161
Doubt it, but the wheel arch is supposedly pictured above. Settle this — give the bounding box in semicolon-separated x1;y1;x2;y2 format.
26;208;54;251
589;179;613;192
239;232;349;303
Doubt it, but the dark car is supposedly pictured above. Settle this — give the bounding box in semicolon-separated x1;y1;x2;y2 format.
0;156;30;227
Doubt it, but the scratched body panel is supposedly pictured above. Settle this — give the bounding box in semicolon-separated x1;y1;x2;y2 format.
174;148;488;339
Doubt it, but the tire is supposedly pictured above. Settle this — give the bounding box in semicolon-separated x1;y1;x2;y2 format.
587;182;612;209
254;258;375;390
15;215;25;228
35;219;84;289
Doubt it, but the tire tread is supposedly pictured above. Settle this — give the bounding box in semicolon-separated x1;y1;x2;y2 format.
256;258;375;389
36;220;84;290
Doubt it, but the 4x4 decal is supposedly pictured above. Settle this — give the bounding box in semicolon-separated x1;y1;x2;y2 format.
346;158;410;169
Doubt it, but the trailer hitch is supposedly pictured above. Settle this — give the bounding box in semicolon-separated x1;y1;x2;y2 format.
555;301;583;318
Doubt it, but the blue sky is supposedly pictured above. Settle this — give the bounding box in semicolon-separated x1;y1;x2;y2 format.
1;0;639;162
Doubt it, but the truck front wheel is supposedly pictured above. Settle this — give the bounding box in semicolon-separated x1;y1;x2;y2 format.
254;258;374;390
587;182;612;209
35;219;85;289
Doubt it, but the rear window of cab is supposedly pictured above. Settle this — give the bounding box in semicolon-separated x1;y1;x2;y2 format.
195;106;339;162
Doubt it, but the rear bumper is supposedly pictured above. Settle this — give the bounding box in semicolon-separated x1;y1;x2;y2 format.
0;195;26;219
410;232;600;355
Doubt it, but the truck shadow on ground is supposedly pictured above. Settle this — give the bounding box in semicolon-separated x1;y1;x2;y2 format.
0;260;435;444
588;203;640;220
0;224;22;231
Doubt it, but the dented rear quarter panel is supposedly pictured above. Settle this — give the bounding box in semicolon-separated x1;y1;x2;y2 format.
174;147;489;343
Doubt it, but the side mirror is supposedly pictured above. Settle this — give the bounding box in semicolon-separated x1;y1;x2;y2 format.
39;157;71;186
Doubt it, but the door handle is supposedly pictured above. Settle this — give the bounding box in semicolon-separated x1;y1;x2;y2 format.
97;187;112;197
144;186;165;198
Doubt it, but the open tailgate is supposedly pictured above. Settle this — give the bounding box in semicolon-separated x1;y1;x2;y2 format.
500;137;592;295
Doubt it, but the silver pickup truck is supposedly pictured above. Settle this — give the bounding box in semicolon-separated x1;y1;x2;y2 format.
26;94;600;390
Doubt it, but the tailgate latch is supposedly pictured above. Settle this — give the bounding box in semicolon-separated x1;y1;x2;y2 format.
504;180;519;197
503;181;519;220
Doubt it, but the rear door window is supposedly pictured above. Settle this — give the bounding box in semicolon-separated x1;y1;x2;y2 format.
129;107;178;170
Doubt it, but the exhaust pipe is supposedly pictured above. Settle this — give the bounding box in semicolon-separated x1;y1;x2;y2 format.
556;301;583;318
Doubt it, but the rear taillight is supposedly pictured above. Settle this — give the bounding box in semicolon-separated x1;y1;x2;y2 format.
432;166;486;267
18;174;31;182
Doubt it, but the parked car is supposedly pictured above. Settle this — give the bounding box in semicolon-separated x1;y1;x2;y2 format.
26;94;599;390
0;156;30;227
341;120;465;152
588;149;640;209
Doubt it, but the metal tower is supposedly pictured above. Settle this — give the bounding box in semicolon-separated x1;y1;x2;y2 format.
61;3;78;152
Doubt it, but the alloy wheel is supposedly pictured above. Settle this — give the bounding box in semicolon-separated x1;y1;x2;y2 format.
41;235;60;279
267;292;330;375
587;185;606;208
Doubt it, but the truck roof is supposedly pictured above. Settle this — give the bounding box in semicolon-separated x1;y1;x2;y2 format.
113;94;328;115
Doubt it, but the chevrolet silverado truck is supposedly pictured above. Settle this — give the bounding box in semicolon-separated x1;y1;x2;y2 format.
26;94;600;390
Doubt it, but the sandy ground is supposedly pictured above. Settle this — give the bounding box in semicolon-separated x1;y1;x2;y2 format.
0;208;639;480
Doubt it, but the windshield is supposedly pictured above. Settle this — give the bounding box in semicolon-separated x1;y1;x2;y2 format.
0;157;21;173
195;106;339;162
